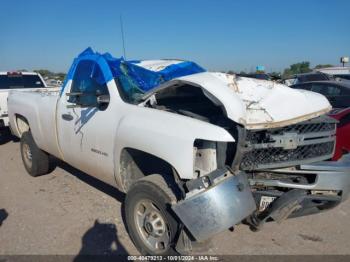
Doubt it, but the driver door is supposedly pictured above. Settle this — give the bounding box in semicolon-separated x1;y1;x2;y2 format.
57;60;114;182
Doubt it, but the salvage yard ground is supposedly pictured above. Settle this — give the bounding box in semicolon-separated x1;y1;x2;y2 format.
0;134;350;256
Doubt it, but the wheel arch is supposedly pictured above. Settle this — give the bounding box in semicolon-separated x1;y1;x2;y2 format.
14;114;30;137
117;147;184;198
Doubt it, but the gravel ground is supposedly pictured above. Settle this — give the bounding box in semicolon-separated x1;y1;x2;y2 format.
1;133;350;257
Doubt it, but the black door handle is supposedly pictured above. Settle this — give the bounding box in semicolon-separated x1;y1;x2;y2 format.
61;114;73;121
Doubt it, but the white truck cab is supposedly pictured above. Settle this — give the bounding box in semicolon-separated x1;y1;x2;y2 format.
0;71;47;130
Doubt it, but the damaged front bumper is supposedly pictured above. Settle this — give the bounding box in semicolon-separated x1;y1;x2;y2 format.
249;154;350;227
172;170;256;241
172;155;350;242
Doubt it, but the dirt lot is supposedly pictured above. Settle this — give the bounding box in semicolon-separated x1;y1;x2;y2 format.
1;133;350;256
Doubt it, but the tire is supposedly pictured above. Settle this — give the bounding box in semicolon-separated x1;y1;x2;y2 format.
125;175;180;255
20;131;55;177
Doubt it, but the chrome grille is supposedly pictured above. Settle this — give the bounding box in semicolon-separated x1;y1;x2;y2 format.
241;116;336;171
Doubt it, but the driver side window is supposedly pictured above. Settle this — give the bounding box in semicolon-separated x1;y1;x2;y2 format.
69;60;109;107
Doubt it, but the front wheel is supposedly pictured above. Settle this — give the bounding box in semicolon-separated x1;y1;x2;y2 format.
125;175;181;255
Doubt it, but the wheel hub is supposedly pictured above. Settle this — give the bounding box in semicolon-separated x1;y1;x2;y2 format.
144;211;166;237
134;200;170;252
145;222;153;234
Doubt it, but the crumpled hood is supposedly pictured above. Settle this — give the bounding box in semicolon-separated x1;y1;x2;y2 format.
178;72;332;129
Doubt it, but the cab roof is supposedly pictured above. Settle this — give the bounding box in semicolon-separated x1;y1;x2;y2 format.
61;47;205;94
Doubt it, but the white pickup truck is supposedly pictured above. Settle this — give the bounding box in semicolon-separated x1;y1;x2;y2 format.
7;48;350;255
0;71;47;132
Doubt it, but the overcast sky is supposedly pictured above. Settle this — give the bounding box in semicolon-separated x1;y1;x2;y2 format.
1;0;349;73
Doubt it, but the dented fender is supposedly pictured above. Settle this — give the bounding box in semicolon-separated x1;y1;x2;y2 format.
114;105;235;181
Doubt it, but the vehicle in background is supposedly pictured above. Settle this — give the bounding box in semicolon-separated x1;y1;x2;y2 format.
291;81;350;160
283;72;333;86
7;48;350;255
291;81;350;109
315;66;350;75
333;74;350;81
315;67;350;82
329;108;350;161
46;79;63;87
0;72;47;132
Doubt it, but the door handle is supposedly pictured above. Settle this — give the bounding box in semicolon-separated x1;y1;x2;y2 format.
61;114;73;121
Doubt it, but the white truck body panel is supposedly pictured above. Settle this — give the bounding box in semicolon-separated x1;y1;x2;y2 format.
9;78;234;186
7;69;332;188
9;88;60;155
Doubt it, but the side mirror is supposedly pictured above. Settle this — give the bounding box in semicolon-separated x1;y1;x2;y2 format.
97;94;110;104
66;92;83;108
66;92;97;108
66;92;83;97
96;94;110;110
65;91;110;109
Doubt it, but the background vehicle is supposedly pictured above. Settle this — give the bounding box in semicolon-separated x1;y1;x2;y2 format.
334;74;350;81
315;66;350;76
329;108;350;160
312;67;350;81
7;48;350;255
46;79;62;87
291;81;350;160
0;72;47;132
283;72;333;86
291;81;350;108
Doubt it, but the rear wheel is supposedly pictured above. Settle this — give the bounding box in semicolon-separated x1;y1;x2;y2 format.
20;131;55;177
125;175;180;255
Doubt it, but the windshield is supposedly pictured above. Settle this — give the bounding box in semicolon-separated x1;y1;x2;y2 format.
0;74;45;89
114;64;145;104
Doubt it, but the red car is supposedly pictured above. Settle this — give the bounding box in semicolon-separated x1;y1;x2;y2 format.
329;107;350;160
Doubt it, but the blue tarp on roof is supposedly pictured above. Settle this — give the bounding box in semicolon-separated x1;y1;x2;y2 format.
61;47;205;95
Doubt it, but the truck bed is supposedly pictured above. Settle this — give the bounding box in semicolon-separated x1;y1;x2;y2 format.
8;88;62;158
